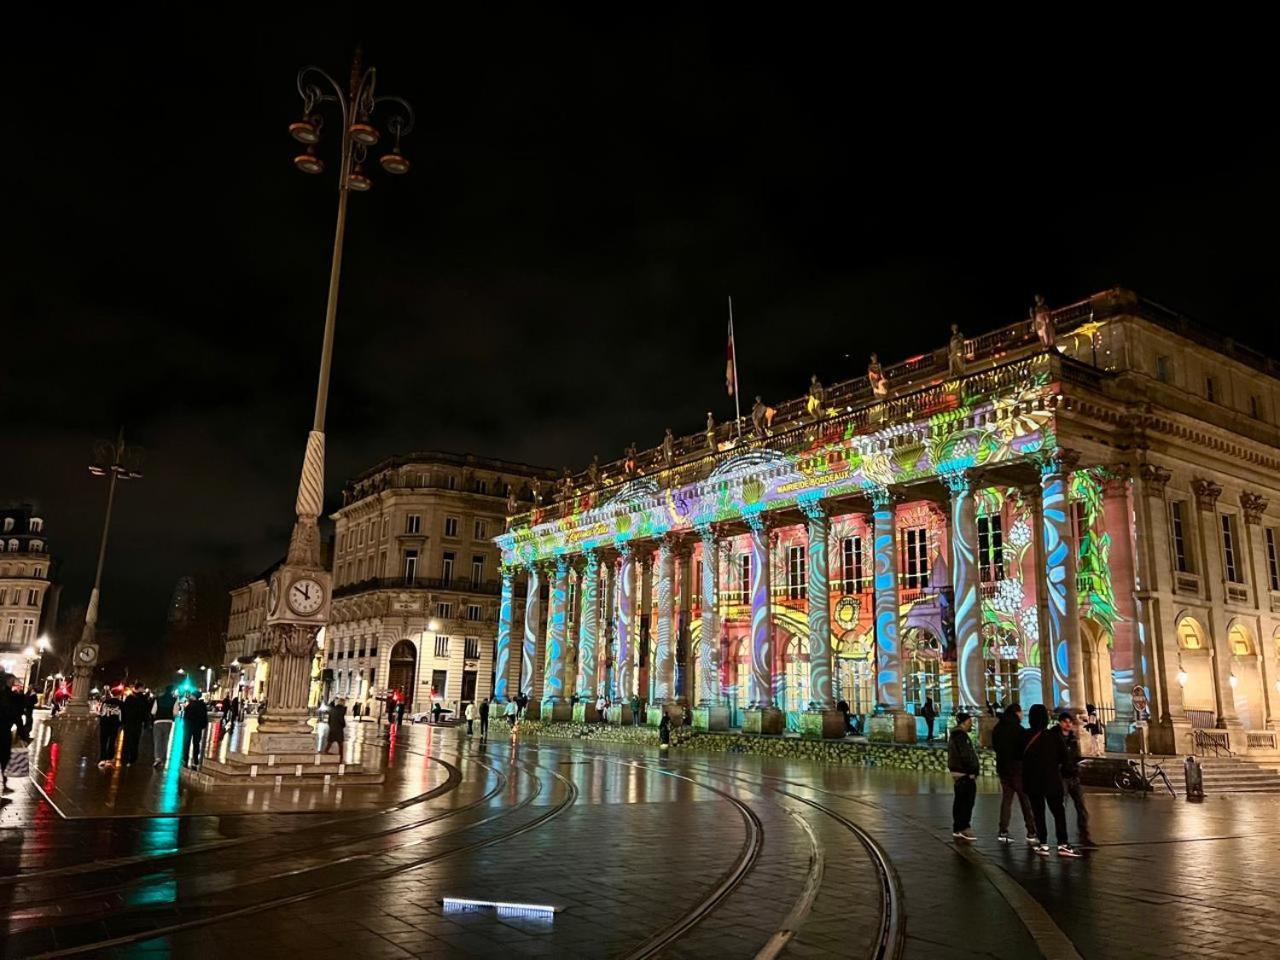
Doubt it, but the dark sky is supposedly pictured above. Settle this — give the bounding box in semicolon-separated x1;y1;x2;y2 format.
4;14;1277;652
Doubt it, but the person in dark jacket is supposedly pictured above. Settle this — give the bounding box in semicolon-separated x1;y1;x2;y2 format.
1022;706;1080;857
182;695;209;769
1059;712;1095;847
991;704;1037;844
947;712;980;840
479;697;490;738
659;712;672;751
0;675;20;792
120;685;149;766
151;686;178;768
921;697;938;743
98;691;125;767
323;698;347;756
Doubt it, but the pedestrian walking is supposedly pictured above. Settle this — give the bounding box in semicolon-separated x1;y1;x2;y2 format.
395;699;406;727
516;692;529;719
630;693;641;726
97;690;125;768
1022;705;1081;857
595;694;607;723
0;674;20;793
505;699;518;727
151;686;177;768
19;685;36;742
465;701;476;735
182;694;209;769
323;698;347;756
836;698;851;734
922;697;938;743
658;712;671;751
479;697;490;737
991;703;1037;845
121;685;148;767
947;711;980;841
1060;712;1095;847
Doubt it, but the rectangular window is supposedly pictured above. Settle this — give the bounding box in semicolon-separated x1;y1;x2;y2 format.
436;601;453;619
379;550;387;577
471;555;485;584
1222;514;1242;584
1155;355;1171;383
841;536;865;593
467;604;482;621
446;474;458;491
902;527;929;589
465;636;480;659
695;559;703;604
403;550;418;583
431;669;447;697
382;517;389;538
406;514;421;534
1206;375;1218;403
474;518;488;540
477;479;488;495
1171;500;1191;574
739;553;751;604
434;636;450;658
26;589;37;606
358;525;365;546
21;618;34;642
1266;528;1280;592
977;514;1004;582
787;545;806;600
442;551;456;583
444;517;459;538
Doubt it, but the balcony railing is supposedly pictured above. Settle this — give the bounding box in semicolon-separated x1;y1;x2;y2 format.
333;576;504;598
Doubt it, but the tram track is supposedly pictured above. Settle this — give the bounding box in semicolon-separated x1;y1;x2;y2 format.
8;751;508;912
26;750;579;959
6;730;465;885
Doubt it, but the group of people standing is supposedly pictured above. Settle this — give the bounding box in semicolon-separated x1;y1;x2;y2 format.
949;703;1093;858
94;685;210;770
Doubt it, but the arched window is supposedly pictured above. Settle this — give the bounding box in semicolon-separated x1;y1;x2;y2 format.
1177;617;1206;650
1228;623;1255;656
902;627;943;709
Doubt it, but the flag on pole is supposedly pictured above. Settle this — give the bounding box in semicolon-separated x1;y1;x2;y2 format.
726;299;737;397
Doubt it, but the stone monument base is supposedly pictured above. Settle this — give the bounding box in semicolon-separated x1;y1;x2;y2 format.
798;709;847;740
572;702;601;723
693;705;731;731
868;712;918;744
540;700;573;722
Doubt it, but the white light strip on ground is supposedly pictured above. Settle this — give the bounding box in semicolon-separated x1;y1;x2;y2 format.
442;897;558;918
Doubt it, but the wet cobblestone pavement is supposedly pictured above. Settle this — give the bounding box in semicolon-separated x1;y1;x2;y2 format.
2;716;1279;959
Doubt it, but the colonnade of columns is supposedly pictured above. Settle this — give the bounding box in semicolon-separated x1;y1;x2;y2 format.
493;450;1126;739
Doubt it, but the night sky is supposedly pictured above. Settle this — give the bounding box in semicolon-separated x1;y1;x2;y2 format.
5;15;1277;655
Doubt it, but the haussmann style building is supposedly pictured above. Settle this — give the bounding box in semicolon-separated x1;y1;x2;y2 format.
494;288;1280;758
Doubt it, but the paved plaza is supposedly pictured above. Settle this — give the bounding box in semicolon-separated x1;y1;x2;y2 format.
1;716;1277;960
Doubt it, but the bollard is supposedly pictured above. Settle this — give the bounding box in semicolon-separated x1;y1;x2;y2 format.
1184;755;1205;801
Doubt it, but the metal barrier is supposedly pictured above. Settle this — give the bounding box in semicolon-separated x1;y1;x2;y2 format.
1190;728;1233;757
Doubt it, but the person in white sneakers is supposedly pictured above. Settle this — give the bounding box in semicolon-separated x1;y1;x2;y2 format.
947;712;980;841
1022;705;1082;858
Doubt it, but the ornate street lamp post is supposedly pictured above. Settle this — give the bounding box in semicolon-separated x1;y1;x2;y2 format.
59;430;143;720
231;51;413;767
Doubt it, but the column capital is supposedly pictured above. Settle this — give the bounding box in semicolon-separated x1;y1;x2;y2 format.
866;485;896;510
1191;477;1223;511
1241;491;1269;525
939;468;977;496
797;495;826;522
744;509;772;534
553;554;570;577
1035;446;1081;479
1100;462;1131;497
1138;462;1172;496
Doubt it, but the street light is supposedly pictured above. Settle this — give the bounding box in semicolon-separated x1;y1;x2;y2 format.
59;429;144;720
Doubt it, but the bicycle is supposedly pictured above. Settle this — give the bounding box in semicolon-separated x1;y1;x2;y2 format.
1115;760;1176;796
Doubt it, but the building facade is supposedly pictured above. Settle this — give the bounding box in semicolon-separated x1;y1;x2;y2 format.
326;452;556;715
496;289;1280;755
223;561;280;700
0;505;54;675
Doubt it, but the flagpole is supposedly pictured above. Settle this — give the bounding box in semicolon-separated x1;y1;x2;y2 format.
729;295;742;437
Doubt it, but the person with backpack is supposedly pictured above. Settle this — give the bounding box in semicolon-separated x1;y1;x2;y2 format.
991;703;1038;845
947;712;980;841
1022;705;1081;858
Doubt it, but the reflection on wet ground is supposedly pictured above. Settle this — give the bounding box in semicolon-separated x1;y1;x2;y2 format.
2;715;1278;959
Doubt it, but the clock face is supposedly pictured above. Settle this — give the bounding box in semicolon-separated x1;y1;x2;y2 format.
78;645;97;663
268;576;281;614
287;577;325;615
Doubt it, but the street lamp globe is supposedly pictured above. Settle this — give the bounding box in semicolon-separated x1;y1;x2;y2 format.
349;121;379;146
289;117;321;144
294;148;325;175
380;151;410;175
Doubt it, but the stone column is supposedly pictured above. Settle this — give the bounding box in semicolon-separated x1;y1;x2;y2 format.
652;538;676;720
1191;478;1241;731
613;544;635;722
695;525;729;729
1040;448;1084;713
494;567;515;702
1132;462;1180;753
541;555;571;720
521;564;541;708
1023;485;1052;710
1103;468;1144;735
871;487;914;742
639;553;654;706
1240;492;1276;731
944;471;984;712
601;556;615;699
799;500;842;738
677;542;694;707
744;513;783;734
574;551;600;720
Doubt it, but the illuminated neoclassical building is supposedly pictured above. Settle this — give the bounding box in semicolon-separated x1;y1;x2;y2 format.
496;289;1280;754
